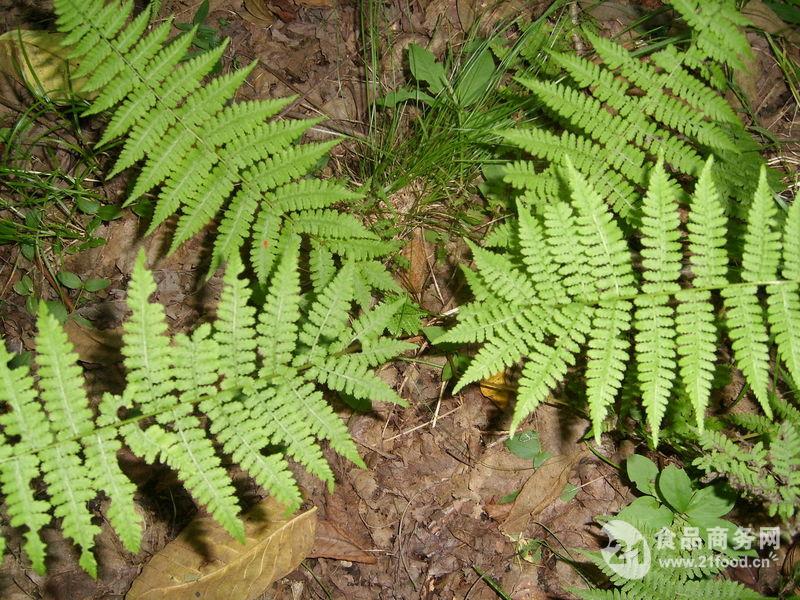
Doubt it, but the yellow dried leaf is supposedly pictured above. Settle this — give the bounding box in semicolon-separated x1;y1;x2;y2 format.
126;499;316;600
480;371;512;409
0;30;80;101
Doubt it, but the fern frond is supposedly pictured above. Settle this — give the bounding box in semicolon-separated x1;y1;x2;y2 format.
35;304;100;575
669;0;753;73
768;200;800;384
635;161;681;444
452;158;794;445
84;422;141;554
586;302;631;440
513;304;592;433
299;262;355;356
723;169;777;417
309;355;405;405
213;255;257;389
120;252;175;413
468;241;538;303
54;0;389;279
0;344;50;572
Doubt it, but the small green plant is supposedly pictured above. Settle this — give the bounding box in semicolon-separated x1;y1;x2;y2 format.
443;158;798;445
356;3;568;238
574;455;768;599
505;429;551;467
0;239;410;577
174;0;226;71
695;392;800;520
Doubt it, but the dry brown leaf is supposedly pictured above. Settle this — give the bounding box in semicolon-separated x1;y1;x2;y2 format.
743;0;800;45
309;520;377;564
294;0;335;8
241;0;275;25
126;499;316;600
501;450;585;535
64;320;122;366
402;227;430;297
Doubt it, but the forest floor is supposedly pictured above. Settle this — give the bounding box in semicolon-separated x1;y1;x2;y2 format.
0;0;798;598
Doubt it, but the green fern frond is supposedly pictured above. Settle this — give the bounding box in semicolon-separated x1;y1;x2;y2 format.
0;345;51;574
0;242;406;574
768;199;800;384
53;0;390;280
452;158;797;444
669;0;753;74
503;19;769;223
635;161;682;445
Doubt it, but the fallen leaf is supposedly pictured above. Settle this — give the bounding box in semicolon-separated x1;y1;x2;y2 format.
126;499;316;600
241;0;275;25
501;450;585;535
308;520;376;564
402;227;431;297
479;371;512;409
743;0;800;45
294;0;335;7
0;30;81;101
64;320;123;366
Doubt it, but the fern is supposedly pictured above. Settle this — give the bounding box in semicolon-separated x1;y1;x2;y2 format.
500;16;769;222
668;0;753;81
0;246;410;576
575;531;767;600
695;394;800;520
444;158;797;445
53;0;397;280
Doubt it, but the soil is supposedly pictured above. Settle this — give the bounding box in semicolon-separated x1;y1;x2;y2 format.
0;0;797;599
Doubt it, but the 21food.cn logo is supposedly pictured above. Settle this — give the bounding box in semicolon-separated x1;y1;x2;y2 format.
600;520;651;580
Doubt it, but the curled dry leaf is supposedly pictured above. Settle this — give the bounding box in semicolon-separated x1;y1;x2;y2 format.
402;227;431;298
126;499;316;600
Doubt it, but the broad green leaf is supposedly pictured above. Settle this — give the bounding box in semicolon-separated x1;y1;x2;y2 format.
75;197;100;214
378;87;435;107
560;482;579;503
13;275;33;296
685;483;736;523
407;43;448;94
626;454;659;496
505;430;541;459
84;278;110;292
657;465;693;513
533;451;551;468
616;496;674;529
57;271;82;289
455;47;495;107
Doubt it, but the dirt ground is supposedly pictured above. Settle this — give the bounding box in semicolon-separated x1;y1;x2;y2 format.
0;0;798;598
